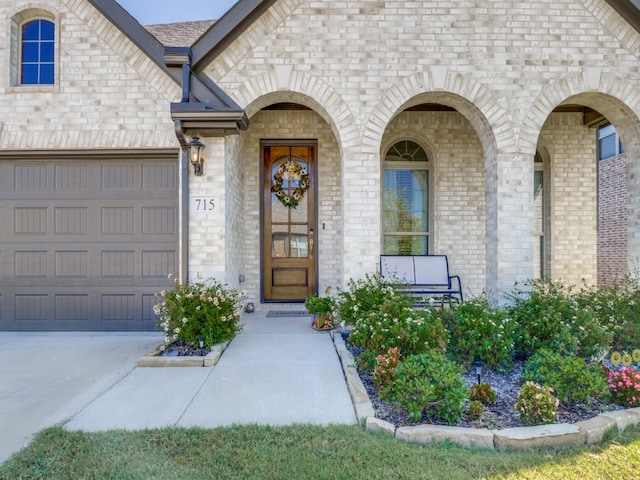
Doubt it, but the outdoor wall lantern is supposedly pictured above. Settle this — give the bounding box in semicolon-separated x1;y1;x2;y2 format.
186;134;205;176
473;359;483;384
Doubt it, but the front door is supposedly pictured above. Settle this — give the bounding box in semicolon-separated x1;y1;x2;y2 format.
263;142;317;301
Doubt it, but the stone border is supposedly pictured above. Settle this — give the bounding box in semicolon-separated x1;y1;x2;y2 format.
331;330;640;450
137;341;230;367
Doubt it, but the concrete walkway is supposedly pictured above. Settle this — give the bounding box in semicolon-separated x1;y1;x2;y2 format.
0;313;356;463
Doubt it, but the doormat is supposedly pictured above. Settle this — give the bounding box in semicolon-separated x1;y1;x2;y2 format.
266;311;308;317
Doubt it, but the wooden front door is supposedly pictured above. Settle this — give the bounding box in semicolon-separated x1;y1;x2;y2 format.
263;143;317;301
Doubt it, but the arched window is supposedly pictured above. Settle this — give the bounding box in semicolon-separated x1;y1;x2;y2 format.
382;140;430;255
20;19;55;85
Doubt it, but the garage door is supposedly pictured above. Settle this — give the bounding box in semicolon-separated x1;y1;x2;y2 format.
0;152;179;331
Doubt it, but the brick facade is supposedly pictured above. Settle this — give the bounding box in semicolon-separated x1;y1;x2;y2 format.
2;0;640;315
598;154;628;285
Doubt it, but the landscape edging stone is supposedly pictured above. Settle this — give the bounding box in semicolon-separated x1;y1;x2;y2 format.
137;341;229;367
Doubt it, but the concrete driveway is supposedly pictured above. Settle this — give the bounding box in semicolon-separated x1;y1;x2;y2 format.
0;332;161;463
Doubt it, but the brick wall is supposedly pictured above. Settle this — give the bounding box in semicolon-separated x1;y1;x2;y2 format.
0;1;181;150
598;154;627;285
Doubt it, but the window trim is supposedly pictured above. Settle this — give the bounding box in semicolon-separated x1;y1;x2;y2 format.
10;8;59;89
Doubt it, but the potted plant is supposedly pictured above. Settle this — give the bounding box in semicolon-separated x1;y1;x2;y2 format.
305;294;335;330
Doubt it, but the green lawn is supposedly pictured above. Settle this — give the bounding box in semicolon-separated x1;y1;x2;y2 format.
2;424;640;480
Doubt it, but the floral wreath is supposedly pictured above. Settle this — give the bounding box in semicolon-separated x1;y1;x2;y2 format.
271;159;310;209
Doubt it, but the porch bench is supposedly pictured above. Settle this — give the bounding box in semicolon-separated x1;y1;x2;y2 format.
380;254;463;304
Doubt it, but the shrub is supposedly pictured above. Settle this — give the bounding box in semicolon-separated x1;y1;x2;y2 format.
470;383;496;405
154;278;245;348
575;277;640;351
514;382;559;425
304;294;334;315
440;296;516;369
507;280;612;359
348;300;447;356
354;350;377;373
468;400;484;421
521;350;608;405
336;273;414;325
380;353;468;424
607;367;640;407
373;347;402;389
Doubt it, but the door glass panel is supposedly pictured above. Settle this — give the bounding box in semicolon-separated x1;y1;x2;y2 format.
272;225;288;257
271;191;288;224
290;194;308;223
290;225;308;258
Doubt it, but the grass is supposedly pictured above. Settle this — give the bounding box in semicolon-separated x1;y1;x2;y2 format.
2;424;640;480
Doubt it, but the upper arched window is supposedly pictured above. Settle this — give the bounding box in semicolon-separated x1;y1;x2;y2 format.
382;140;431;255
21;19;55;84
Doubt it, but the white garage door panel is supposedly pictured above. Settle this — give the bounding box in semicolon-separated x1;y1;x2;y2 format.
0;155;179;330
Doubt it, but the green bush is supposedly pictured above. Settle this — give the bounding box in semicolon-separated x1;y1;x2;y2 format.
154;278;245;348
514;382;559;425
380;353;468;424
574;278;640;351
439;296;516;369
336;273;414;326
348;300;448;356
468;400;484;421
507;280;612;359
354;350;377;373
521;350;609;405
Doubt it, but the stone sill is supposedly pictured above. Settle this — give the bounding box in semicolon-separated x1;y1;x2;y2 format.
137;341;230;367
331;329;640;450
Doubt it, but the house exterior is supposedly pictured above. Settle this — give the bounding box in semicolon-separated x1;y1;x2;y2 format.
2;0;640;330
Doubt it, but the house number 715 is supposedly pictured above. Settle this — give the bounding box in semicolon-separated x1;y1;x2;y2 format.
193;197;216;213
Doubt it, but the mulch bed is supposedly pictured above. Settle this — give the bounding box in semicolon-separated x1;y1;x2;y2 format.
345;336;623;429
160;340;208;357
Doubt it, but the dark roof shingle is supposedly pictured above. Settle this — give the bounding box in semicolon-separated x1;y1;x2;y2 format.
144;20;216;46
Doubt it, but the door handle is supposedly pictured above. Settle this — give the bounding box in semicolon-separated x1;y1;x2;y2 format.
309;228;314;259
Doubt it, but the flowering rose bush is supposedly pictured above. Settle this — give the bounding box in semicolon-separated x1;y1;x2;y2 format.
507;280;612;359
439;296;516;369
514;381;559;425
348;299;447;356
607;367;640;406
154;278;246;348
335;273;414;326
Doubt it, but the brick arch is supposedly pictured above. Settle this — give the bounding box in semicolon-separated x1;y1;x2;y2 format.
523;70;640;276
9;4;58;21
364;67;514;159
234;69;361;156
520;71;640;156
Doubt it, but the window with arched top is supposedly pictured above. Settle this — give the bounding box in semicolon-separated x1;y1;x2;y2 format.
10;10;56;87
382;140;431;255
20;19;55;84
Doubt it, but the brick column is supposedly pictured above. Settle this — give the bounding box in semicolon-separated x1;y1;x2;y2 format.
342;149;381;284
485;152;534;302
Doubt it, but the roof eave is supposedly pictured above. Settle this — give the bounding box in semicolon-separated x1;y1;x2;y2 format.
604;0;640;34
191;0;279;70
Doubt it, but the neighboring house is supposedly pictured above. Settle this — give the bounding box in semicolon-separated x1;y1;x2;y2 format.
2;0;640;330
598;124;627;286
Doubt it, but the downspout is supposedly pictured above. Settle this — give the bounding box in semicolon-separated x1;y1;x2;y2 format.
175;120;190;284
